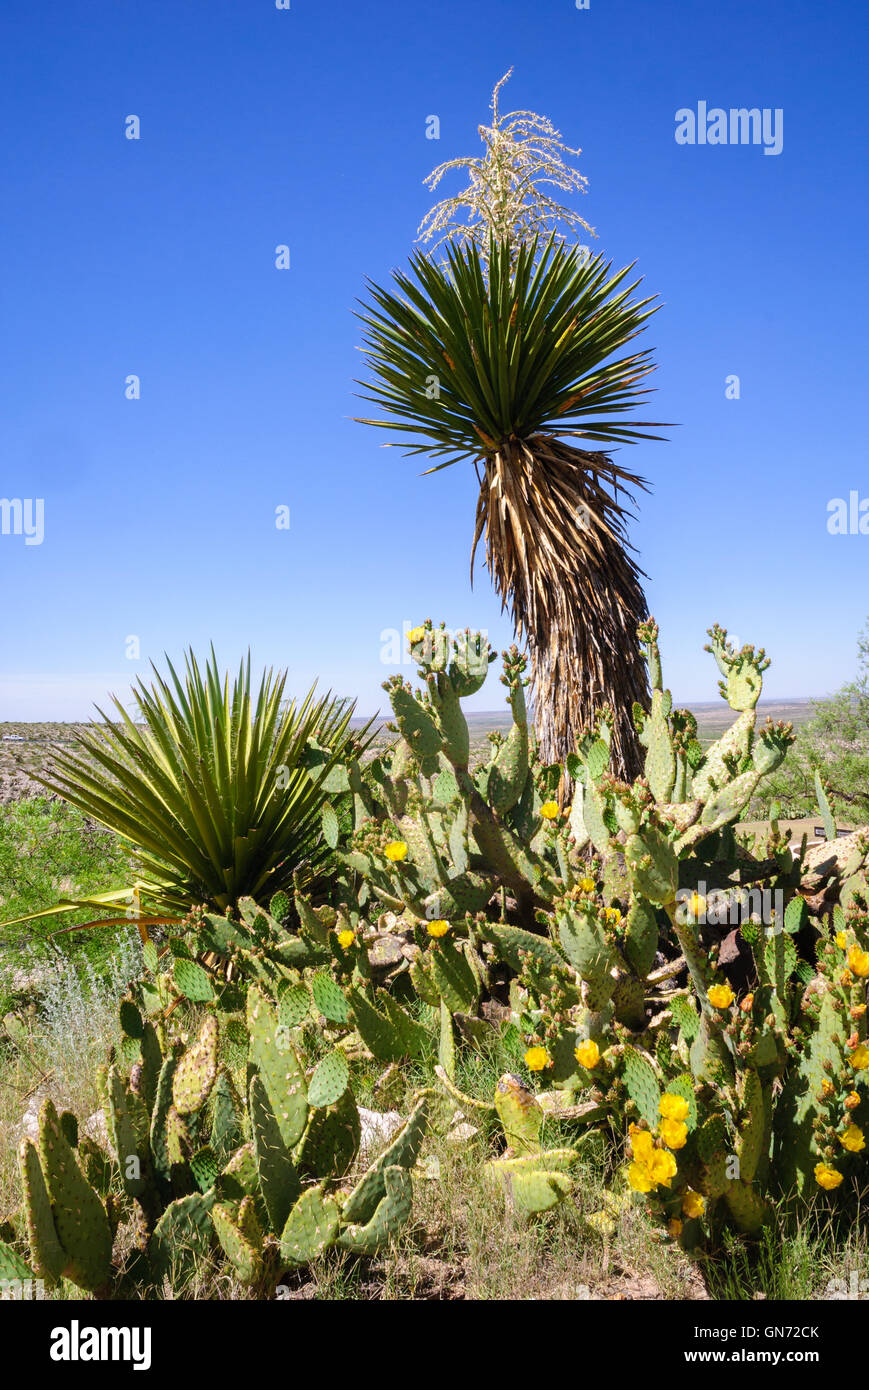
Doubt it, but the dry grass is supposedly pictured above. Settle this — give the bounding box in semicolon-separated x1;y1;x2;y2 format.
0;932;141;1221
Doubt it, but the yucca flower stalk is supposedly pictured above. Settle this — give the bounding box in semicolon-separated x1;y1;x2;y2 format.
356;234;662;778
418;67;595;263
34;650;363;915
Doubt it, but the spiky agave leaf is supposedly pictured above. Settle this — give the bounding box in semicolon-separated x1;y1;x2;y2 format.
36;650;363;915
356;236;664;777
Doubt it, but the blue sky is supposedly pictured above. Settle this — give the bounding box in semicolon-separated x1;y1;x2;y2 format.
1;0;866;721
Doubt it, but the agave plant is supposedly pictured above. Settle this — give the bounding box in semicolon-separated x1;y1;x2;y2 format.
36;649;362;915
356;234;662;779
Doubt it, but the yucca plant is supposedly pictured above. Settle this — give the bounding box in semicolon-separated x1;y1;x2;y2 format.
356;233;662;778
34;649;362;915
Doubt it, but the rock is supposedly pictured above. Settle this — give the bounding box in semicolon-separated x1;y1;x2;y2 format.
13;1086;51;1146
83;1109;112;1154
16;1108;40;1145
445;1122;479;1147
357;1107;404;1165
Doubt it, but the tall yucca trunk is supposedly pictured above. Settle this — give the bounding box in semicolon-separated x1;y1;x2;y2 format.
472;434;650;781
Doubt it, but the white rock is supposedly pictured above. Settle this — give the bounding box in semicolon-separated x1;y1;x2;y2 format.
445;1121;479;1147
13;1088;50;1146
357;1106;404;1165
84;1109;112;1154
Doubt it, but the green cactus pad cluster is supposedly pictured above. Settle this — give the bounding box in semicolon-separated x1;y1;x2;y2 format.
313;616;869;1250
10;969;433;1294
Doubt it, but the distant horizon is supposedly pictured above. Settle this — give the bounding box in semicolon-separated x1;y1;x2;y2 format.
0;691;824;730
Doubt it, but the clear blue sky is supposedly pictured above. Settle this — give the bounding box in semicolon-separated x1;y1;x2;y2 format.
1;0;867;721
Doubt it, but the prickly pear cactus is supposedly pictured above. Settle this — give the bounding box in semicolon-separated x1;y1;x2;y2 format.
9;972;433;1294
320;616;869;1248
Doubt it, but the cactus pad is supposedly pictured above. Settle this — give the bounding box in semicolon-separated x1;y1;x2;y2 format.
172;1014;219;1116
279;1186;340;1265
307;1051;350;1109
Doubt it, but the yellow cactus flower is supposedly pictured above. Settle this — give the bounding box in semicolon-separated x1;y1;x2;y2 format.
851;1045;869;1070
628;1161;654;1193
407;626;426;645
659;1118;688;1151
336;929;355;949
540;801;560;820
627;1124;678;1191
847;945;869;978
605;906;622;925
383;840;408;862
836;931;848;949
682;1190;705;1219
668;1218;683;1239
840;1125;866;1153
687;892;706;920
845;1091;862;1111
574;1039;600;1069
524;1046;550;1072
814;1162;844;1190
648;1149;678;1187
659;1093;689;1122
629;1124;655;1160
578;876;596;893
427;919;449;938
707;984;734;1009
